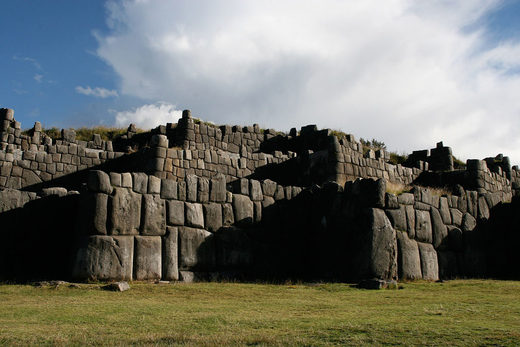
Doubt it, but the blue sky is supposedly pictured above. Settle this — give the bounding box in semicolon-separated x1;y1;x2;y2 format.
1;0;520;163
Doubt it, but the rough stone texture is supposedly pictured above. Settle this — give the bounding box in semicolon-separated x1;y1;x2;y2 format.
204;203;223;232
396;231;422;280
385;206;407;232
72;236;133;281
450;208;463;226
103;281;130;292
461;213;477;232
198;177;210;203
87;170;112;194
141;194;166;236
418;242;439;281
209;174;226;202
167;200;185;226
397;193;414;205
430;207;448;249
232;194;254;226
161;179;177;200
134;236;162;280
186;175;198;202
185;202;204;228
439;197;452;224
385;193;399;209
405;205;416;239
249;179;263;201
109;188;141;235
132;172;148;194
261;179;277;197
222;203;234;226
178;227;215;270
162;227;179;281
367;208;397;280
148;175;161;194
415;210;432;243
478;196;490;220
78;193;108;235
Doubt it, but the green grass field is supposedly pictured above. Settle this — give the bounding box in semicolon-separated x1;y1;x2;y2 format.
1;280;519;346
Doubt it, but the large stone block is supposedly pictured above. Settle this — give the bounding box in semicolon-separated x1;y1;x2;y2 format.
209;173;226;202
204;203;223;232
222;203;234;226
367;208;398;280
415;210;432;243
232;194;254;226
167;200;185;226
72;236;133;281
450;208;463;226
178;227;216;270
162;227;178;281
439;197;451;224
186;174;198;202
477;196;490;220
141;194;166;235
108;188;141;235
430;207;448;249
132;172;148;194
134;236;162;280
385;206;407;232
87;170;112;194
418;242;439;281
405;205;415;239
396;231;422;280
198;177;209;203
185;202;204;228
77;192;108;235
249;179;263;201
461;213;477;232
161;179;177;199
261;179;277;197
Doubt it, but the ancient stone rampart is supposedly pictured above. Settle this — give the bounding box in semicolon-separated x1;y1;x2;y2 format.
1;106;520;282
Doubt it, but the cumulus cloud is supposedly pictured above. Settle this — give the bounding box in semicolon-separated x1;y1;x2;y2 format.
33;74;43;83
96;0;520;163
114;102;182;129
75;86;118;98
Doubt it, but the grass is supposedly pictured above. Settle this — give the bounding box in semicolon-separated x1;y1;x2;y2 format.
0;280;519;346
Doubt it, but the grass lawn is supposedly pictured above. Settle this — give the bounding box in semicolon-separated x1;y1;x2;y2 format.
0;279;519;346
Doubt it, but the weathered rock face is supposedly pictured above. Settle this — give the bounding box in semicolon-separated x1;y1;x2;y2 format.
141;194;166;235
415;210;432;243
396;232;422;280
134;236;162;280
366;208;398;280
232;194;253;226
109;188;141;235
73;236;133;281
178;227;215;271
418;242;439;281
162;227;178;281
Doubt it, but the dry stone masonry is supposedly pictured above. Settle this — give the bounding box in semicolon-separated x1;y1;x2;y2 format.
1;107;519;282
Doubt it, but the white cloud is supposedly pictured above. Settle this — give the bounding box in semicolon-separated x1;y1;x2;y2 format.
34;74;43;83
97;0;520;163
75;85;118;98
113;102;182;129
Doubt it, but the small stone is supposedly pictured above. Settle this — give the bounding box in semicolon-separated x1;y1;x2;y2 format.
103;281;130;292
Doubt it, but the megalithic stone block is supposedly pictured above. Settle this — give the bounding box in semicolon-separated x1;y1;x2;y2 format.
418;242;439;281
232;194;253;226
72;235;134;281
178;227;216;271
396;231;422;280
108;187;141;235
134;236;162;280
141;194;166;236
162;227;179;281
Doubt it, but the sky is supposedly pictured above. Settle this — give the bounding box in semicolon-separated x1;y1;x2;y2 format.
1;0;520;164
